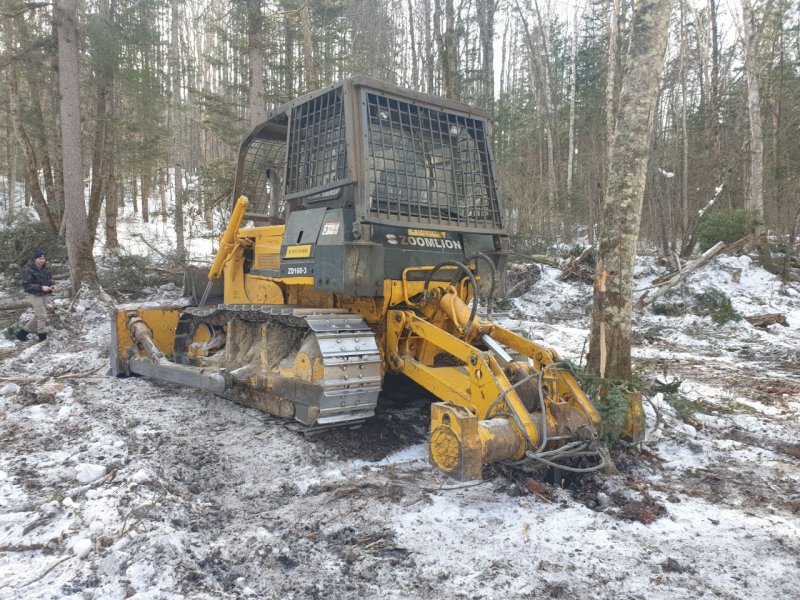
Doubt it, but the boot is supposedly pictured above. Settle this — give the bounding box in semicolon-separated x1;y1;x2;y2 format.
37;332;47;342
16;328;29;342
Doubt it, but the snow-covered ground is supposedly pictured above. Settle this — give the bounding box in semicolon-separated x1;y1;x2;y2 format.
1;247;799;599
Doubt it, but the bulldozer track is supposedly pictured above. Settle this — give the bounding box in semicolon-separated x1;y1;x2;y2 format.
176;305;383;430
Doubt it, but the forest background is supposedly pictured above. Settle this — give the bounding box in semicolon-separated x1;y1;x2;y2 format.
0;0;797;296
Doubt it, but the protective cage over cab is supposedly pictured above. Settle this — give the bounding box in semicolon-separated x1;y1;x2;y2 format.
233;76;509;296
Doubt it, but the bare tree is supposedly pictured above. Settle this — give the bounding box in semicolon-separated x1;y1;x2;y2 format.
589;0;673;380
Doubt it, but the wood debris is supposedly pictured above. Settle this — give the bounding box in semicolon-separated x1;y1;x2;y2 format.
636;240;728;308
744;313;789;329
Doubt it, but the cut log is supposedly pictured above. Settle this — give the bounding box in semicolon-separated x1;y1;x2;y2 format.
744;313;788;329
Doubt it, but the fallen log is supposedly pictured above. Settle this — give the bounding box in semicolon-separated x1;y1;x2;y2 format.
510;253;561;268
0;299;30;311
636;241;726;308
744;313;789;329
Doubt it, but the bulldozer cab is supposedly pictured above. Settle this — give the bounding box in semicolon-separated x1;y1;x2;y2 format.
233;76;508;297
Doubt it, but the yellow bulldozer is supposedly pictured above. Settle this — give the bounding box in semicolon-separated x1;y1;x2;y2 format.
111;77;643;480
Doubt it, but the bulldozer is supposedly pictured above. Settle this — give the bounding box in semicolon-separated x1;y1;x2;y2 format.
111;77;643;480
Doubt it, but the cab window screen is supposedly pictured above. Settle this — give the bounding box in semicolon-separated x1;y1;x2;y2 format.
286;89;347;195
238;137;286;221
365;92;501;229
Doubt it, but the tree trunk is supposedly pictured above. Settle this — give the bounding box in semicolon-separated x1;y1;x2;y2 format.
88;0;115;243
519;1;557;210
141;174;150;223
56;0;96;292
435;0;461;100
740;0;770;267
105;154;118;249
300;0;315;91
5;22;17;227
709;0;720;158
26;76;60;226
5;93;15;226
566;10;578;200
475;0;496;115
680;0;690;238
605;0;621;172
247;0;267;126
588;0;673;380
170;0;186;262
422;0;435;93
158;170;168;224
284;12;295;98
407;0;419;89
131;176;138;214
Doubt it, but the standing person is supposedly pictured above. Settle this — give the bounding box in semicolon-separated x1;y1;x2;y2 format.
16;250;58;342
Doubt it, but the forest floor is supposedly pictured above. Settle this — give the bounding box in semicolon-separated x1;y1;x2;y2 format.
0;251;799;599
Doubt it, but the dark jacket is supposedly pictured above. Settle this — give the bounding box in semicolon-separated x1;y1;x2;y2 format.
21;261;54;296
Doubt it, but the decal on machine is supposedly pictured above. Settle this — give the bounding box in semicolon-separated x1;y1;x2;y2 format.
321;221;340;235
286;266;309;275
284;244;312;258
408;229;446;238
384;229;462;250
403;236;462;250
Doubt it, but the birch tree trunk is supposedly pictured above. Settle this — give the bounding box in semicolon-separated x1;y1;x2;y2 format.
56;0;96;292
566;10;579;200
588;0;673;380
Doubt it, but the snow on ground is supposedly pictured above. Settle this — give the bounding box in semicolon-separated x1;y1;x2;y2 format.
0;251;799;599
